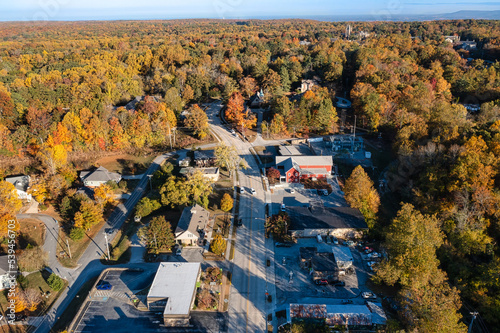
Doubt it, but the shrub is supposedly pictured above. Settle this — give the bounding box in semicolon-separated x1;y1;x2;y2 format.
47;273;64;291
69;227;85;241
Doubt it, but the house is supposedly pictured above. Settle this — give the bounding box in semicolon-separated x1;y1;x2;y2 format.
79;166;121;188
193;150;216;167
311;252;339;282
178;157;191;167
0;255;16;290
249;89;265;108
444;35;460;43
287;205;368;238
5;175;31;202
300;79;319;93
460;40;477;50
179;167;219;182
175;204;210;246
276;156;333;183
147;262;201;327
289;303;386;328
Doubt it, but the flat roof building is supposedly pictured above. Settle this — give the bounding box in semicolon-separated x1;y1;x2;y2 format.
147;262;201;327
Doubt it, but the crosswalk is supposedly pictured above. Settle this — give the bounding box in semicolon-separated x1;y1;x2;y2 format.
92;290;131;301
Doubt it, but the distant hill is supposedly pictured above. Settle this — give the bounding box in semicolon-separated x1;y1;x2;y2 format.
294;10;500;22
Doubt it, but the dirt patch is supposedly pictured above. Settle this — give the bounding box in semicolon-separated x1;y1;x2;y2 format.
95;154;156;175
18;218;46;248
301;178;332;193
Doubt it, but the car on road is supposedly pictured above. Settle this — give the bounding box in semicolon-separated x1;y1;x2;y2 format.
341;299;353;304
236;218;242;226
275;242;292;248
315;279;328;285
281;204;286;212
240;187;245;194
96;281;112;291
250;188;256;195
230;129;236;135
362;292;377;299
333;281;345;287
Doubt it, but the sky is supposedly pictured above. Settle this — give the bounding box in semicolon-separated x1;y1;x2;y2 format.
1;0;499;21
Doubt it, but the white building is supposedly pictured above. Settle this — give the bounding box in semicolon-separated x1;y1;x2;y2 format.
5;175;31;202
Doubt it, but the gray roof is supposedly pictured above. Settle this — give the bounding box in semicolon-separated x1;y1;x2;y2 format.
175;204;210;238
147;262;201;316
279;145;302;156
331;246;354;268
276;156;333;172
193;150;215;160
80;166;121;183
0;255;15;275
5;175;30;192
288;206;367;230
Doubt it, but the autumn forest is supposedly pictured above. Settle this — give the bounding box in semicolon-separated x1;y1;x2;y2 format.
0;18;500;331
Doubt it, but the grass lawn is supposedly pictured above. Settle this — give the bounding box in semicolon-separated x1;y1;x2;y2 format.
96;153;156;175
51;274;99;333
17;218;45;248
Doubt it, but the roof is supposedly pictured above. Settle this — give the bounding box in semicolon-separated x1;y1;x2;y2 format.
147;262;201;316
175;204;210;239
290;303;373;326
179;167;219;176
276;156;333;168
311;252;338;272
366;302;387;325
0;255;14;275
299;247;317;260
288;206;368;230
279;145;302;156
193;150;215;160
5;175;30;192
331;246;354;268
300;167;328;175
80;166;121;183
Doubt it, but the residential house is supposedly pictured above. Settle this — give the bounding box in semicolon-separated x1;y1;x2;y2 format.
0;255;16;290
178;157;191;167
180;167;219;182
79;166;122;188
147;262;201;327
444;35;460;43
175;204;210;246
193;150;216;168
460;40;477;50
5;175;31;202
276;156;333;183
287;205;368;238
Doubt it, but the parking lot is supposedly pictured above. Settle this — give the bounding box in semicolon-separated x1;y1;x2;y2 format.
273;238;377;307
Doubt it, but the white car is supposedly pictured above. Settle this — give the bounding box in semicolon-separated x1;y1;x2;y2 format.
290;188;295;194
240;187;245;194
362;292;377;299
230;129;236;135
251;188;256;195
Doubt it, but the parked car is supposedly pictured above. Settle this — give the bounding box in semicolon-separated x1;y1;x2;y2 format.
315;279;328;285
362;292;377;299
345;240;355;247
276;242;292;248
316;234;323;243
230;129;236;135
96;281;112;291
250;188;256;195
367;252;380;259
341;299;353;304
176;246;183;256
281;204;286;212
331;236;339;245
333;281;345;287
289;188;295;194
240;187;245;194
236;218;242;226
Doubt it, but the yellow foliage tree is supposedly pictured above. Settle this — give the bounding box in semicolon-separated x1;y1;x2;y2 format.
344;165;380;227
74;200;103;230
94;183;115;207
0;181;23;214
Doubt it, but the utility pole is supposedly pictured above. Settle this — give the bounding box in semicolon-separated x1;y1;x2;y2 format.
66;239;72;259
173;127;176;147
147;174;153;192
468;312;478;333
104;232;111;260
167;122;172;150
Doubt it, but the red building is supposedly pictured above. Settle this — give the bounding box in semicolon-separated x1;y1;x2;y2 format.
276;156;333;183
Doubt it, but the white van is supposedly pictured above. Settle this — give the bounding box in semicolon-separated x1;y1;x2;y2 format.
316;235;323;243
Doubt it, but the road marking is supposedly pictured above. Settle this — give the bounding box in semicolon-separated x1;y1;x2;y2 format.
245;185;254;333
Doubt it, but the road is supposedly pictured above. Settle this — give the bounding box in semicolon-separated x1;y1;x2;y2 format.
205;102;268;332
30;152;174;333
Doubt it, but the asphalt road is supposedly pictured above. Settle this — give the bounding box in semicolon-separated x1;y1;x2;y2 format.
205;102;267;333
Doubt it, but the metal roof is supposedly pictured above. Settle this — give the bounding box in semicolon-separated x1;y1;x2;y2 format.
288;206;368;230
80;166;121;183
331;246;354;268
147;262;201;316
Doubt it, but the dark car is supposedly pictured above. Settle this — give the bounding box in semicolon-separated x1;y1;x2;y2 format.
315;279;328;285
341;299;353;304
275;242;292;247
96;282;112;291
333;281;345;287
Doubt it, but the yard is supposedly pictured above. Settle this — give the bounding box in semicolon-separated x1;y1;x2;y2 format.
95;153;156;175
